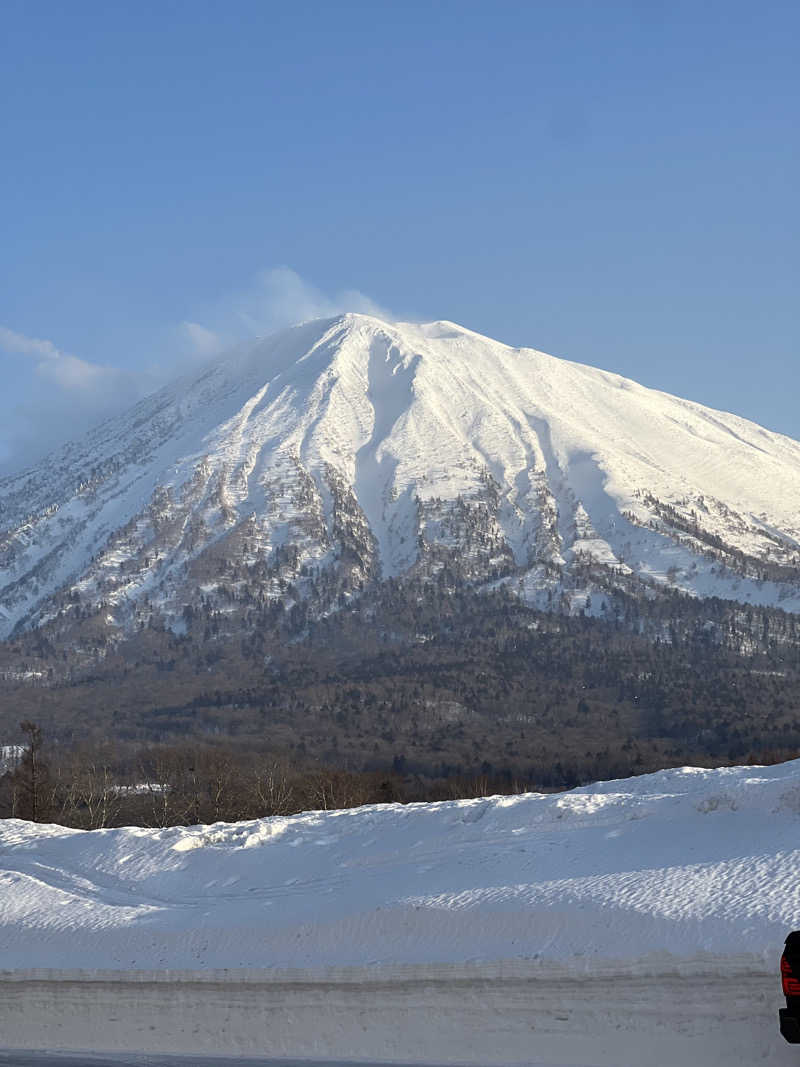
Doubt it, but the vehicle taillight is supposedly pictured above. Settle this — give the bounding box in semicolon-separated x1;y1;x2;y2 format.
782;955;800;995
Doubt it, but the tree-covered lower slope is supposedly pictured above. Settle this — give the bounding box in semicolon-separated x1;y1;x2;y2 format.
1;580;799;789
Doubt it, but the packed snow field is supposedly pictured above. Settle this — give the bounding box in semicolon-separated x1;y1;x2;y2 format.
2;760;800;1064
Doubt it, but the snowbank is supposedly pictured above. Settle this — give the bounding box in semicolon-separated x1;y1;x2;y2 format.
2;760;799;1062
3;760;800;971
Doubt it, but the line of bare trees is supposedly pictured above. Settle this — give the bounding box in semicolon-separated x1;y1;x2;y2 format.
0;722;525;830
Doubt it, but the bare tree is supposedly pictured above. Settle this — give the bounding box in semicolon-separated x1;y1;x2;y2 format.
251;760;295;816
18;721;46;822
72;760;122;829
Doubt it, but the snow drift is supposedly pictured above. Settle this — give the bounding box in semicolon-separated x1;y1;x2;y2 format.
2;759;800;972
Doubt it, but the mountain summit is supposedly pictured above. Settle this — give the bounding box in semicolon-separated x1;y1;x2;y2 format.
1;313;799;639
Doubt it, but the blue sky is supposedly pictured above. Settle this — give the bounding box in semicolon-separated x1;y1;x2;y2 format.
1;0;797;470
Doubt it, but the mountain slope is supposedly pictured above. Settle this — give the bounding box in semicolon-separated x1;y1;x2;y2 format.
1;313;799;640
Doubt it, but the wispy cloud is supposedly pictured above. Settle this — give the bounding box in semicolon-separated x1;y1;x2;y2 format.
0;325;122;392
180;267;391;357
0;325;144;474
0;269;391;474
180;320;224;358
0;325;64;363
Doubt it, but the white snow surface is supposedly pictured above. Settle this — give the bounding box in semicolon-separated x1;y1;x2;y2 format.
2;314;800;637
2;758;799;973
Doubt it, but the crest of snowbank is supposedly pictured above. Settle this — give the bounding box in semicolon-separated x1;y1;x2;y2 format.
1;760;800;972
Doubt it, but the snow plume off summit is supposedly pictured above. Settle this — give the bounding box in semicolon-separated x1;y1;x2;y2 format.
1;313;799;639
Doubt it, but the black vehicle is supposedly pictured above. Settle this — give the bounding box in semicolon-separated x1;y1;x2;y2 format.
781;932;800;1042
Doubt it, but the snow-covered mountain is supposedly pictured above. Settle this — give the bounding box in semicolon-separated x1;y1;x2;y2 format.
1;313;799;640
